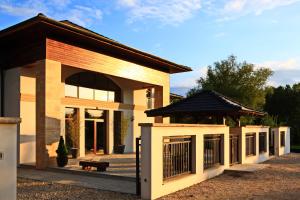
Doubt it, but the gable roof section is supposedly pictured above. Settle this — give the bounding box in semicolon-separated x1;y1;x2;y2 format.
146;90;265;117
0;13;192;74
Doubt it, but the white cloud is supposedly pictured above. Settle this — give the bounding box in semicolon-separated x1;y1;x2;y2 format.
171;67;207;88
117;0;202;25
257;57;300;86
0;0;102;27
258;58;300;71
219;0;300;21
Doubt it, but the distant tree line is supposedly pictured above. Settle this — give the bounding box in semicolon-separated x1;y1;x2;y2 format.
186;55;300;145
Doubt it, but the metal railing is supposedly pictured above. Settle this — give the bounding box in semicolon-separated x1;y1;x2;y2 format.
204;135;222;169
246;133;256;156
163;136;192;180
259;132;267;153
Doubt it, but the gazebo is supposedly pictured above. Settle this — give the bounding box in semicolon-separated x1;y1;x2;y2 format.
145;90;265;126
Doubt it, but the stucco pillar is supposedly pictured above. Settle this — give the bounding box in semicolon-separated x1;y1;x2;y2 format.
0;117;21;200
36;60;62;169
79;107;85;157
154;86;163;123
107;110;114;154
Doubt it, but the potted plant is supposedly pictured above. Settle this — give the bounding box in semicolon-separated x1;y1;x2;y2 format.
56;136;68;167
114;114;130;154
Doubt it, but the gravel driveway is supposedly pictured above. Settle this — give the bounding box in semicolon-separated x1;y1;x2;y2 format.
18;153;300;200
160;153;300;200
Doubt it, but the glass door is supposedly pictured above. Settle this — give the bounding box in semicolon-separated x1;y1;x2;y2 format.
85;109;107;154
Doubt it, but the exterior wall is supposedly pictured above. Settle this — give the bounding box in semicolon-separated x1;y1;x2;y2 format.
36;60;62;168
241;126;270;164
271;127;290;156
19;67;36;164
10;34;171;166
4;68;21;164
0;118;21;200
4;68;20;118
140;123;230;200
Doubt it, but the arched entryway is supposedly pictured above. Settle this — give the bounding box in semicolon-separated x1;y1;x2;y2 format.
64;72;123;155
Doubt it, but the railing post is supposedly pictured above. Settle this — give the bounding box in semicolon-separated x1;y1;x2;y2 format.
136;137;141;196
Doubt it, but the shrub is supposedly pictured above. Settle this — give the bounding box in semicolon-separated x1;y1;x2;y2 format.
56;136;68;167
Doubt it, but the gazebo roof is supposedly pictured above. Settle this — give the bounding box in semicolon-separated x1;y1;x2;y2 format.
145;90;266;117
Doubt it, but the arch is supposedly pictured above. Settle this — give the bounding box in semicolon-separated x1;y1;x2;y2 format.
65;72;122;102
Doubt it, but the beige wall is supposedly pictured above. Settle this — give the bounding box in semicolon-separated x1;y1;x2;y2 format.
140;123;230;200
20;67;36;164
0;118;21;200
271;127;290;156
241;126;270;164
9;53;170;167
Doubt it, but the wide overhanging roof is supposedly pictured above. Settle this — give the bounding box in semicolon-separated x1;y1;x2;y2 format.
0;13;192;74
146;90;266;117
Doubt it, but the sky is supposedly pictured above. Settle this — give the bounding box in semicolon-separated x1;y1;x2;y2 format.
1;0;300;96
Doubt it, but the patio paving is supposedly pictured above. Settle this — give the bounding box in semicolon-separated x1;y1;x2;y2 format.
60;153;138;179
18;167;136;194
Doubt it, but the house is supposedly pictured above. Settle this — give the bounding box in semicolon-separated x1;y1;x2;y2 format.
0;14;191;169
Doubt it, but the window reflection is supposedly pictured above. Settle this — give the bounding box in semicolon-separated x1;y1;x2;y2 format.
65;84;116;102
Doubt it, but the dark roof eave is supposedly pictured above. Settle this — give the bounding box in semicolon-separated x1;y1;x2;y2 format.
0;14;192;74
145;108;266;118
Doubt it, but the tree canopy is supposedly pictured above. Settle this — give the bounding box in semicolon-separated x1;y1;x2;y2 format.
265;84;300;145
187;55;273;110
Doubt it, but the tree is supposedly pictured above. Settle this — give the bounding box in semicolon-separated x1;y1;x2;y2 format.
265;84;300;145
56;136;68;167
188;55;273;110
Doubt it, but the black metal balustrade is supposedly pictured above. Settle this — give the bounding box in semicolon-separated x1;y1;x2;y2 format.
163;136;192;180
204;135;222;169
246;133;256;156
259;132;267;153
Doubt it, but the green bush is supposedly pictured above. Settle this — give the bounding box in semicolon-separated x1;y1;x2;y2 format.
56;136;68;167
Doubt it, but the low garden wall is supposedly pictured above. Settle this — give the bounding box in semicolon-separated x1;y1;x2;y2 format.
0;117;21;200
139;123;230;200
271;127;290;156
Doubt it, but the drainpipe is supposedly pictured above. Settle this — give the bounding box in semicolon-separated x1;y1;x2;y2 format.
0;67;4;117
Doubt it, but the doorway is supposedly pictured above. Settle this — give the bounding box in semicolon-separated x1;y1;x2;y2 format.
85;109;107;154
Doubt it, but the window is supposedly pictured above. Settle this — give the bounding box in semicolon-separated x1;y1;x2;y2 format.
65;72;121;102
259;132;267;153
65;84;78;98
79;86;94;100
204;135;222;169
65;84;116;102
246;133;256;156
280;131;285;147
146;88;154;109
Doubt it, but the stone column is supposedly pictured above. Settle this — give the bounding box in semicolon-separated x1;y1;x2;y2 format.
107;110;114;154
79;107;85;157
36;60;62;169
154;86;163;123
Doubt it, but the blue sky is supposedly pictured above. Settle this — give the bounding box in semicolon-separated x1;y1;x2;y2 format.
1;0;300;96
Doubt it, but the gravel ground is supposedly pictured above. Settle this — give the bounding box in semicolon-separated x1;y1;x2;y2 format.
160;153;300;200
18;153;300;200
17;178;138;200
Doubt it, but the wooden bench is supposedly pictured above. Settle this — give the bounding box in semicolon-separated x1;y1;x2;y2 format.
79;161;109;172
